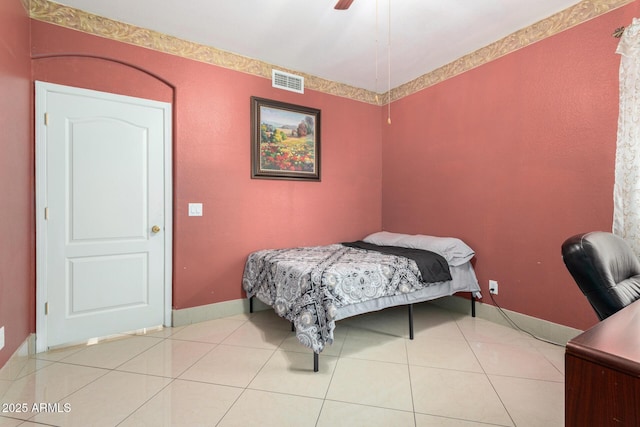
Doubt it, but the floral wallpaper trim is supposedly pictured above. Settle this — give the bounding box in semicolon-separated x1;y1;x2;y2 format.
28;0;633;105
390;0;634;102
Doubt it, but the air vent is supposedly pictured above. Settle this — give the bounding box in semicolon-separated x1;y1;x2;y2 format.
272;70;304;94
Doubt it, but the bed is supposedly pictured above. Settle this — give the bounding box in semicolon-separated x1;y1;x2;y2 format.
242;231;481;371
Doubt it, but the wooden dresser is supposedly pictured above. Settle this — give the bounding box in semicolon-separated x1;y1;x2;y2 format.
565;299;640;426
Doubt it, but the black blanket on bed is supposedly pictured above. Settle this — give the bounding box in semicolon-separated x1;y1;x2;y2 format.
341;241;452;283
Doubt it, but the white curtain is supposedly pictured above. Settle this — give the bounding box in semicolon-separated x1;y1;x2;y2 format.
613;17;640;256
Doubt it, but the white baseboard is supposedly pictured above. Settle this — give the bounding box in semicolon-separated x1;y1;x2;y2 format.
173;296;582;345
172;298;270;327
430;295;582;345
0;334;36;381
0;297;581;374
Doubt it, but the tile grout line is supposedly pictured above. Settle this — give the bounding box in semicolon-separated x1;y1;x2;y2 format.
454;318;518;427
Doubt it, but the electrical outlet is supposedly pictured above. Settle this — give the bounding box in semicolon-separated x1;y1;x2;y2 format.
0;326;4;351
489;280;499;295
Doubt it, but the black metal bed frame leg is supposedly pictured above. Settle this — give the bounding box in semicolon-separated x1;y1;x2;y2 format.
471;294;476;317
408;304;414;340
249;296;254;313
313;352;319;372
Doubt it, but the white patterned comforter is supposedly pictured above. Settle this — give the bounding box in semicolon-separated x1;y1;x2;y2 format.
242;243;451;353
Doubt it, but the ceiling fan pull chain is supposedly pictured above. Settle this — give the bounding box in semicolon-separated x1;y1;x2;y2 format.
375;0;379;104
387;0;392;124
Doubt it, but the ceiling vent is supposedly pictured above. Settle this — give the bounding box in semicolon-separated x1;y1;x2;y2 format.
272;70;304;94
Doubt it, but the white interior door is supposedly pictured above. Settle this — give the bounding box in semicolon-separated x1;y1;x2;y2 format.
35;82;172;351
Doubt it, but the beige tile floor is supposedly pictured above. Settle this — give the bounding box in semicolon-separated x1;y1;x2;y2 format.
0;303;566;426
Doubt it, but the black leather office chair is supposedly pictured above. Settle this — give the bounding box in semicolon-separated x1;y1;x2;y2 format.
562;231;640;320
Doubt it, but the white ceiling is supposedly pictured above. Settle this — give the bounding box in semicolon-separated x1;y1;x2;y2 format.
52;0;581;92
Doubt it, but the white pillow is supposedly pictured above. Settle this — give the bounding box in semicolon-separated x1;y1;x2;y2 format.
398;235;475;266
362;231;409;247
363;232;475;266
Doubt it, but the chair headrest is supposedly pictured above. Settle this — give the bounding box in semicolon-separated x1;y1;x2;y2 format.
562;231;640;320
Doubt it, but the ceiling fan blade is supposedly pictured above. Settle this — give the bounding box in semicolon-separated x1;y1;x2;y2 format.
334;0;354;10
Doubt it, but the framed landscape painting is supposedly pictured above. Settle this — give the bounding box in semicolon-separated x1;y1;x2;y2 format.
251;96;321;181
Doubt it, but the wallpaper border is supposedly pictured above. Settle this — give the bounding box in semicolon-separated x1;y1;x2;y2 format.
28;0;633;105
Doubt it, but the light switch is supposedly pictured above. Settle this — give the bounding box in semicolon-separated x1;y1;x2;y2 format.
0;326;4;351
188;203;203;216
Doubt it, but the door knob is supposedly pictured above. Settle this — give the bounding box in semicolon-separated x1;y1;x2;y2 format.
151;225;161;233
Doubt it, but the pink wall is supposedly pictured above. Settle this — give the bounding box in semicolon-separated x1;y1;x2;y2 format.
2;4;637;371
31;21;383;309
382;2;640;331
0;0;34;367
